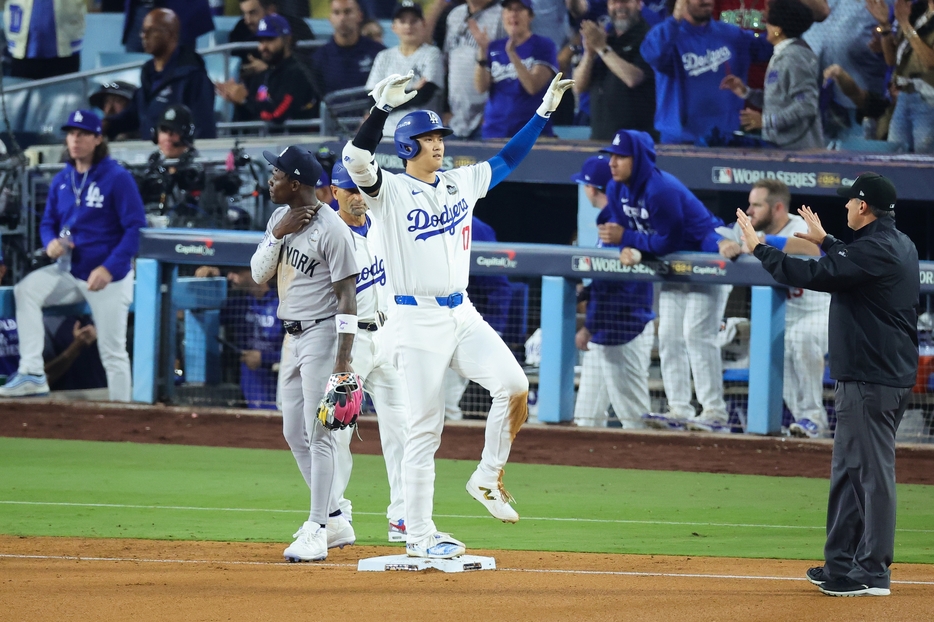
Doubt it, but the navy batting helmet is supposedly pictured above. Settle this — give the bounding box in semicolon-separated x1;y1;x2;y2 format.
394;110;453;160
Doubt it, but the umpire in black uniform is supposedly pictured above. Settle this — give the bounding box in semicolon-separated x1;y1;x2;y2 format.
736;172;919;597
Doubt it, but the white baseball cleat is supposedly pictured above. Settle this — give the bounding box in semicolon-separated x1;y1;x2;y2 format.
283;521;327;562
388;518;406;543
0;373;50;397
326;514;355;550
406;532;466;559
466;470;519;523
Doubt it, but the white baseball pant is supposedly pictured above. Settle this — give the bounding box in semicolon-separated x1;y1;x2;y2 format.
384;299;528;544
573;321;654;428
279;320;338;526
783;310;830;429
13;264;134;401
443;367;469;421
658;283;731;422
331;327;408;523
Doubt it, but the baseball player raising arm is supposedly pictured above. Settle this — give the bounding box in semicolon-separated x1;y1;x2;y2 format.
250;146;360;563
341;71;572;559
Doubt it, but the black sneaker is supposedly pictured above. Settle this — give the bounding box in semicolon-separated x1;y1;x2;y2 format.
819;576;890;597
806;566;827;585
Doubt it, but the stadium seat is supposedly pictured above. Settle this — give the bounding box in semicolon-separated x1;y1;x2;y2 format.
553;126;591;140
0;78;34;133
22;83;85;144
836;138;901;153
96;52;151;69
205;54;242;122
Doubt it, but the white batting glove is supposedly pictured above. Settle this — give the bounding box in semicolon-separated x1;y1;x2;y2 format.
368;71;417;112
536;72;574;118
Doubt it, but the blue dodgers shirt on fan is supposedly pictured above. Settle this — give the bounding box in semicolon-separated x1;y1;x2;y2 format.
640;16;772;144
482;34;558;138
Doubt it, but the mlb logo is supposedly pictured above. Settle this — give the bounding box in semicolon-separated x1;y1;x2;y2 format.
712;167;733;184
571;256;592;272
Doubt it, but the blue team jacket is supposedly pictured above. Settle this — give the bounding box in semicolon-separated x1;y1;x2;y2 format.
222;290;283;409
640;17;772;143
470;216;512;335
587;204;655;346
40;156;146;282
611;130;724;255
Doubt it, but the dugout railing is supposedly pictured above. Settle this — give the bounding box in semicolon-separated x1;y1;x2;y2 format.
132;228;934;436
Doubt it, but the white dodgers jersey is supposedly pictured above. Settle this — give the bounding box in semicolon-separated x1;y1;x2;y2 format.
349;214;388;321
362;163;492;297
777;215;831;319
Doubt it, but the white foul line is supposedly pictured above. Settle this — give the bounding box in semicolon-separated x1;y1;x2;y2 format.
2;500;932;533
1;553;932;585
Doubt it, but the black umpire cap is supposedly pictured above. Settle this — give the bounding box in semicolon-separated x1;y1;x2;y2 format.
837;173;897;211
263;146;323;186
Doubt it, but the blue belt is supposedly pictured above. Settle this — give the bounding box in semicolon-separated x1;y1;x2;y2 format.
394;293;464;308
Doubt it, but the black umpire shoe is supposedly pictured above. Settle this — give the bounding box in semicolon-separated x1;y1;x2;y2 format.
806;566;827;585
818;576;891;597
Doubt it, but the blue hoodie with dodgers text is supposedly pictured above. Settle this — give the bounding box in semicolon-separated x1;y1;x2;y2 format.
640;17;772;144
609;130;724;255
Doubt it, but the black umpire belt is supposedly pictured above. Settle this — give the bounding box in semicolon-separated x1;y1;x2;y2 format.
283;316;335;335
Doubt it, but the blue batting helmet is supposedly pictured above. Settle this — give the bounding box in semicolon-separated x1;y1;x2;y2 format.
394;110;453;160
330;163;357;190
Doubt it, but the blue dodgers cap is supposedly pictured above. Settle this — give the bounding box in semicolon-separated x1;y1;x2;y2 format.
263;146;323;186
600;129;635;157
256;13;291;38
570;155;612;190
61;109;103;135
329;163;357;190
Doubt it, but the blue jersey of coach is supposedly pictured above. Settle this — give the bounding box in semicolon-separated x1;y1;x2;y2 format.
41;156;146;282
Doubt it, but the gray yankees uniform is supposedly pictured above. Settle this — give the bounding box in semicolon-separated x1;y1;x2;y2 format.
251;204;358;527
367;44;445;137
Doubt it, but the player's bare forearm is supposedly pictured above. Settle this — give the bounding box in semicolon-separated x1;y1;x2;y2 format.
332;275;358;371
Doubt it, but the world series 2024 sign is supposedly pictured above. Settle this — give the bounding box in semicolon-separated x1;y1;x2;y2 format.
710;167;853;190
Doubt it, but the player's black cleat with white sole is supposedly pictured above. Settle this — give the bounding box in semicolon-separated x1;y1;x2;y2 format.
818;576;890;597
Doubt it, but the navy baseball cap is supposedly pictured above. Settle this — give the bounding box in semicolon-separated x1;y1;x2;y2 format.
392;0;424;19
256;14;291;38
600;130;636;157
502;0;533;10
329;163;357;190
263;146;323;186
316;169;330;189
836;172;897;210
571;155;612;191
61;109;103;135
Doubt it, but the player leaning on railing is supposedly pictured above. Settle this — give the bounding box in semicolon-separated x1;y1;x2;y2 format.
341;70;572;559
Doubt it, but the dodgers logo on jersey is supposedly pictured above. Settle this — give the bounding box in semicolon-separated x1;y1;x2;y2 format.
85;182;104;208
407;199;469;241
356;256;386;293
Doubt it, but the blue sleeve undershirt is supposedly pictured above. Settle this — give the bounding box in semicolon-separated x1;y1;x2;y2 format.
487;113;548;190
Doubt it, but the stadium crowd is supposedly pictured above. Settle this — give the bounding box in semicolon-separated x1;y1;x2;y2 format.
4;0;933;151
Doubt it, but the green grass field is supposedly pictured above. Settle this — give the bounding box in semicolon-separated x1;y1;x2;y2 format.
2;437;932;563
